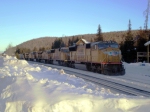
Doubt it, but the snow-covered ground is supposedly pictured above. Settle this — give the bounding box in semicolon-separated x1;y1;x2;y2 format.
0;56;150;112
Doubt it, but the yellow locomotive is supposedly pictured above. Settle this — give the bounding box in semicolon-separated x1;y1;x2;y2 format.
69;39;125;75
50;47;70;65
23;38;125;75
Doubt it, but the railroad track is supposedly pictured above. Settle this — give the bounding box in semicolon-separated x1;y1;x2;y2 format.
29;61;150;97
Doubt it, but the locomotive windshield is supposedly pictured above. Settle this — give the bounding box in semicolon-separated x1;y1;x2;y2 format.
98;42;118;49
61;48;69;53
109;43;119;48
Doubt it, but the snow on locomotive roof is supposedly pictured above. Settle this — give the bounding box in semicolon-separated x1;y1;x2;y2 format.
144;41;150;46
81;39;90;43
75;38;90;46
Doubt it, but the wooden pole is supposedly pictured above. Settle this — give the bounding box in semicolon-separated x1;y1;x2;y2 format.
148;45;149;63
137;52;138;62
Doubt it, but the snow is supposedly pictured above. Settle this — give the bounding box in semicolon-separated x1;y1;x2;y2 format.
81;38;90;43
144;41;150;46
0;56;150;112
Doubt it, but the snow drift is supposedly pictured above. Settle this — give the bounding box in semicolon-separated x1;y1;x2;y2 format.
0;56;150;112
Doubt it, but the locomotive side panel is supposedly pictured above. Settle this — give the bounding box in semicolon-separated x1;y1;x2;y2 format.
60;52;69;61
85;49;91;62
35;52;38;60
91;45;99;63
37;52;43;61
70;51;76;61
76;45;85;62
48;53;52;60
53;49;60;60
42;51;49;60
25;53;29;60
29;53;32;60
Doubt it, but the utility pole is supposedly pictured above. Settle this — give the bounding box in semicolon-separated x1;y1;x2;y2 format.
143;0;150;63
144;0;150;30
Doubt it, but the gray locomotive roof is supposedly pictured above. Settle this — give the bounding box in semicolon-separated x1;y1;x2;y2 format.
46;50;51;53
60;47;69;49
91;41;118;46
30;51;37;54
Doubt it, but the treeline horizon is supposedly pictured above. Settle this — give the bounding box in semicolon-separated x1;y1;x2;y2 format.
5;19;150;63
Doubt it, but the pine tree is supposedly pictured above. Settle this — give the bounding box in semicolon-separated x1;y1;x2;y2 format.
41;47;45;51
95;24;103;41
33;47;37;52
52;38;65;49
51;43;54;49
68;38;71;46
71;36;75;45
60;40;65;47
125;19;133;41
121;20;135;63
136;29;147;52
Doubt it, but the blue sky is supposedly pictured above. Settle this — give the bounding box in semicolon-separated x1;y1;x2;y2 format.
0;0;148;52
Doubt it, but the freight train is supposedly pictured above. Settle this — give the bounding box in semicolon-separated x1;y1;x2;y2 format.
22;39;125;75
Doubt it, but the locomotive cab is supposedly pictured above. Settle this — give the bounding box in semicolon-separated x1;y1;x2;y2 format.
97;41;121;63
89;41;125;75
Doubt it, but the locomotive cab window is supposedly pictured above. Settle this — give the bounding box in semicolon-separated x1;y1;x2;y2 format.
110;43;118;48
98;42;119;49
98;43;109;49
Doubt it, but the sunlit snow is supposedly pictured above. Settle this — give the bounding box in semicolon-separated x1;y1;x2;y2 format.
0;55;150;112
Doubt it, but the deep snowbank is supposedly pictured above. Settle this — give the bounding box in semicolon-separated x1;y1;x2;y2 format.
0;56;150;112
